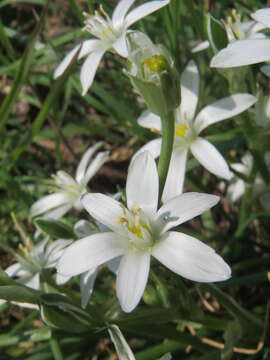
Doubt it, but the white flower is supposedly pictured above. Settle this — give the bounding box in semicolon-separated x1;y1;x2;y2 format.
54;0;170;95
227;153;269;206
135;60;257;202
5;239;71;290
211;8;270;68
30;142;109;220
58;151;231;313
192;10;266;53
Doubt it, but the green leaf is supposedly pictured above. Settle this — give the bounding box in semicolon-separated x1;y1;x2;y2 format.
222;321;242;360
35;219;74;239
206;14;227;53
0;285;41;304
108;324;136;360
39;293;98;333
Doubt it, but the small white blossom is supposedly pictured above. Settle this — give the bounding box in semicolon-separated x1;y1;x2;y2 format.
30;142;109;220
58;151;231;313
193;10;266;53
54;0;170;94
135;60;257;202
5;239;71;290
211;8;270;69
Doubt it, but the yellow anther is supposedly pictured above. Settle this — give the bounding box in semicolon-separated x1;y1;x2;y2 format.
175;124;188;137
117;217;128;223
143;55;168;73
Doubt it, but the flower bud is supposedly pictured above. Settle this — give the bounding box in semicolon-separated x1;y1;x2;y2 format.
125;32;180;116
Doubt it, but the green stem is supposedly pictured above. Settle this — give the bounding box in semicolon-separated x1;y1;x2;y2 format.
50;334;64;360
157;110;175;204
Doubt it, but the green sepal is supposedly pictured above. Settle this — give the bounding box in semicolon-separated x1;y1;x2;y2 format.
35;218;74;239
206;14;228;53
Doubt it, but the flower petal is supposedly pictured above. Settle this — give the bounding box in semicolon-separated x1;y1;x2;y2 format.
227;179;245;203
126;151;159;215
23;273;40;290
179;60;199;123
137;110;161;131
53;45;80;79
41;203;72;220
133;138;162;159
157;192;219;232
30;193;71;218
5;263;28;277
78;39;103;59
125;0;170;28
194;94;257;133
210;39;270;68
81;193;125;233
252;9;270;28
192;40;209;53
56;273;72;285
57;232;125;276
113;33;129;57
80;268;97;308
152;231;231;282
83;151;109;185
190;138;232;180
75;142;104;183
80;48;107;95
116;251;150;312
112;0;136;28
161;148;188;203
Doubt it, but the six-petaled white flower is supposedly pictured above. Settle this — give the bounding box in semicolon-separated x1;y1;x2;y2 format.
54;0;170;94
5;238;71;290
135;60;257;202
30;142;109;220
211;8;270;74
58;151;231;313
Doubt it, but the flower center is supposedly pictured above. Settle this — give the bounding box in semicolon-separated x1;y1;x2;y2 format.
83;7;119;42
175;124;188;137
117;204;154;252
52;171;81;198
143;55;168;73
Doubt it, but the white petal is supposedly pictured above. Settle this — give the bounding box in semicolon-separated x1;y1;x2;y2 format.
54;45;80;79
157;192;219;232
152;231;231;282
5;263;25;277
179;60;199;123
56;273;72;285
57;233;125;277
108;324;136;360
83;151;109;185
230;162;249;176
227;179;245;203
78;39;103;59
125;0;170;28
81;193;125;233
211;39;270;68
80;48;107;95
45;240;73;268
161;148;188;203
192;40;209;53
194;94;257;133
116;251;150;312
41;203;72;220
133;138;162;159
74;219;95;238
112;0;136;28
126;152;159;215
30;193;71;218
107;257;121;274
252;9;270;28
137;110;161;131
75;142;104;183
23;273;40;290
261;65;270;77
80;268;97;308
112;33;128;57
190;138;232;180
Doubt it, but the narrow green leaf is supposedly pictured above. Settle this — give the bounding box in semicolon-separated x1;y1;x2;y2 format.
0;285;41;304
108;324;136;360
35;219;74;239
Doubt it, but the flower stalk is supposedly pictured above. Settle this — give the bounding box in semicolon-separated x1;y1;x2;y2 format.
158;110;175;204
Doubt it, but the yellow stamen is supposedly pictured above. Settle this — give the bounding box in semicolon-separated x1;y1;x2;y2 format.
143;55;168;73
175;124;188;137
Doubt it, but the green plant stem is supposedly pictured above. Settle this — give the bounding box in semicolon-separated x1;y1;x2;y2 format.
157;110;175;204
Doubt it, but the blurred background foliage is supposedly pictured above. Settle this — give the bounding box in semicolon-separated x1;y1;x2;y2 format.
0;0;270;359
